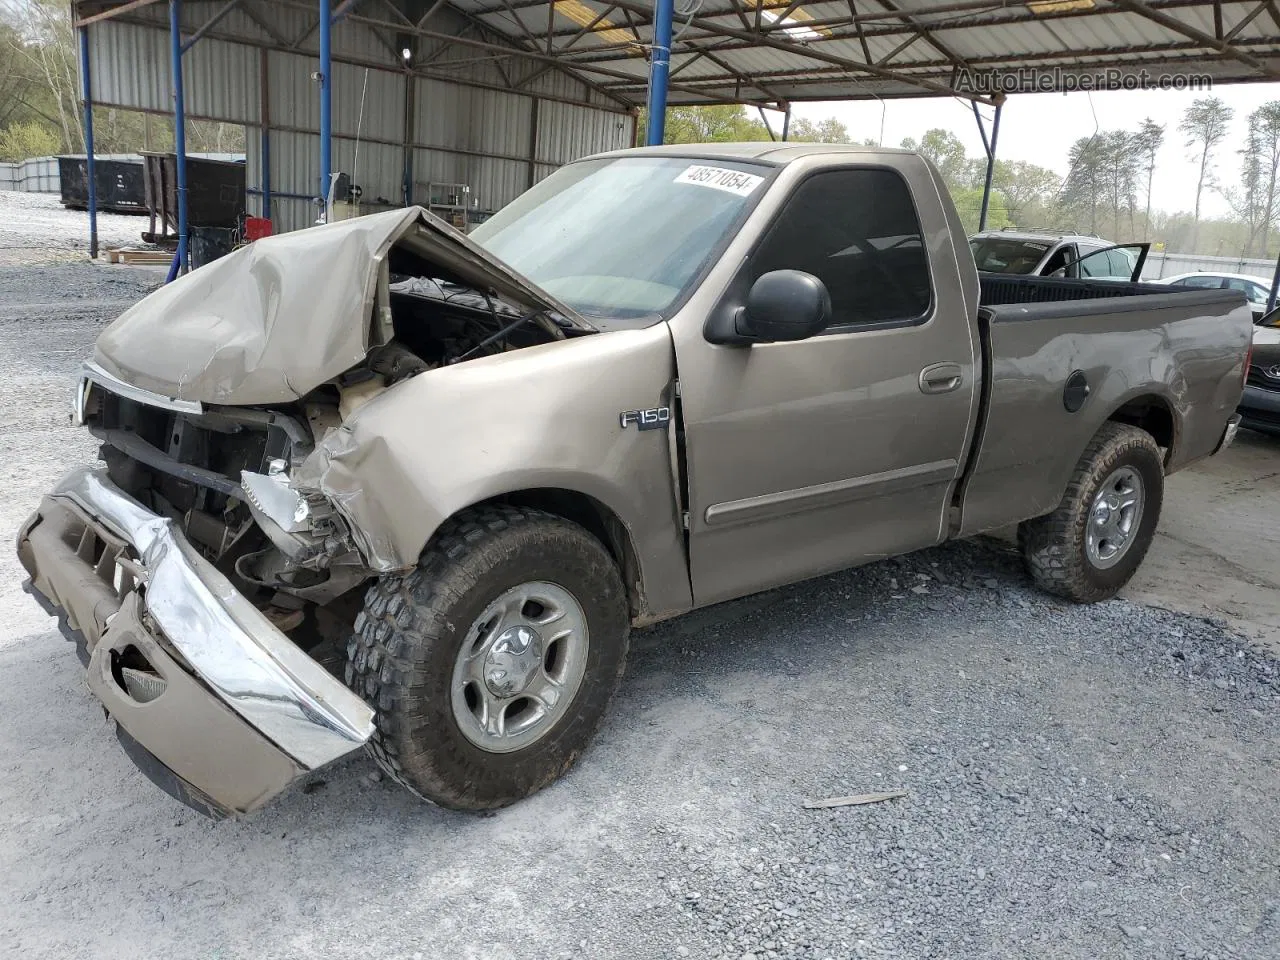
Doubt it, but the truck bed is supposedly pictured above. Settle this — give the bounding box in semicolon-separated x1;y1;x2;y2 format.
979;273;1184;307
957;277;1252;537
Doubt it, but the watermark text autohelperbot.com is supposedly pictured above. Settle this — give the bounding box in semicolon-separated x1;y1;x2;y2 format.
954;67;1213;95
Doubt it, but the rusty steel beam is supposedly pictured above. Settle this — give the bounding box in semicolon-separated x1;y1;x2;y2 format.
849;0;873;62
75;0;165;28
868;0;970;68
1108;0;1280;78
296;2;749;105
1223;0;1270;39
475;0;1255;46
876;32;919;64
591;33;1280;88
602;0;994;100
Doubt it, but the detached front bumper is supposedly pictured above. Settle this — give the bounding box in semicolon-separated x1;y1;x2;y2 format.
17;466;374;817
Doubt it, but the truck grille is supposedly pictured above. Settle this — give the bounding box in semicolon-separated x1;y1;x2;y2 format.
1246;363;1280;392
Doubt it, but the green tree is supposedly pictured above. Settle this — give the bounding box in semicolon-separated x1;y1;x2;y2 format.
950;186;1011;234
639;105;770;144
0;119;61;160
1099;130;1140;236
787;116;850;143
901;128;969;189
1179;96;1234;224
1240;102;1280;256
1133;118;1164;229
1062;135;1107;235
991;160;1062;227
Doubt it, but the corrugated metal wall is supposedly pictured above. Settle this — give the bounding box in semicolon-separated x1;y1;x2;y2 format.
0;157;61;193
84;6;632;234
1141;252;1279;282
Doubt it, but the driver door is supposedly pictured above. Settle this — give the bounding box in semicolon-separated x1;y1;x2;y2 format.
671;165;980;606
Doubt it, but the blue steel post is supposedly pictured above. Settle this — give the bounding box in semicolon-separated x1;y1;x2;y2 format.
78;26;98;259
260;48;272;219
319;0;333;211
644;0;674;145
166;0;189;282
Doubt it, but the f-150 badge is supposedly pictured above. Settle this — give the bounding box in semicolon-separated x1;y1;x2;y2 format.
620;407;671;431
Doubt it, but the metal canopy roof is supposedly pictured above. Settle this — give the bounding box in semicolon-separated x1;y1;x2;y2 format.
76;0;1280;109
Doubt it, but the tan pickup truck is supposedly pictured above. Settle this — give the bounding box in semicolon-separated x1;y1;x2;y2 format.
17;143;1252;817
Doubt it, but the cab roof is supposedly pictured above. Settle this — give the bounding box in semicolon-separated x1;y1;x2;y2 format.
587;142;918;165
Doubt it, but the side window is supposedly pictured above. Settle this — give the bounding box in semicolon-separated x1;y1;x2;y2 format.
1077;246;1108;277
747;168;931;327
1107;248;1135;278
1040;245;1072;275
1225;277;1264;301
1179;276;1222;289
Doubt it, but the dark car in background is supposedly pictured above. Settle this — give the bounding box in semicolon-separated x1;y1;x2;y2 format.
1240;309;1280;436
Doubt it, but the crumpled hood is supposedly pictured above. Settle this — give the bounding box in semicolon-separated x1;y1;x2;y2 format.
92;206;591;406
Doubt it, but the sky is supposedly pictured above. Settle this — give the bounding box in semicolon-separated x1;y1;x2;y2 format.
784;82;1280;220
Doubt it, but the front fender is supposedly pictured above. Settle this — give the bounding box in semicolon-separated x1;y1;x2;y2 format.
294;324;693;618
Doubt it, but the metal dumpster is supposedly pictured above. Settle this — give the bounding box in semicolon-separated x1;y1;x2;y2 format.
58;156;147;214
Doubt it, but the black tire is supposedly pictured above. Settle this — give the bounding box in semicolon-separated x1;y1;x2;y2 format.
1018;422;1164;604
346;505;630;810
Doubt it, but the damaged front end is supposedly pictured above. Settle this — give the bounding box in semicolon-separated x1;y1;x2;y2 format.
18;207;594;816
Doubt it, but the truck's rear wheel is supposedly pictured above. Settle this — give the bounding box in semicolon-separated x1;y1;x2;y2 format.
1018;422;1164;603
345;505;629;810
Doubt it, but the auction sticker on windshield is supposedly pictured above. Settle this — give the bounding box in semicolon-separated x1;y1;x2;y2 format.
674;165;765;197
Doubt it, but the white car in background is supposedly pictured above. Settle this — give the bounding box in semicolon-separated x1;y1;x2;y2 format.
969;230;1147;281
1155;272;1274;321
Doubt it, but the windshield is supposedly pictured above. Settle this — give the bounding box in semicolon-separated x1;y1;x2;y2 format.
969;237;1053;274
469;156;771;322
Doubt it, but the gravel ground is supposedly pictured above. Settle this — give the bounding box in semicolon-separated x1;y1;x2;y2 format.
0;192;148;265
0;264;1277;960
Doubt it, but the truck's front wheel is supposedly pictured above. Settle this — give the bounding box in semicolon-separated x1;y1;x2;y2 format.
1018;422;1164;603
345;505;630;810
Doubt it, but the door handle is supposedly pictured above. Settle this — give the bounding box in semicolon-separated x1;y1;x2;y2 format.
919;362;963;395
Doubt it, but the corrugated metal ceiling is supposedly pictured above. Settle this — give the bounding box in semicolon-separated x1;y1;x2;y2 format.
74;0;1280;108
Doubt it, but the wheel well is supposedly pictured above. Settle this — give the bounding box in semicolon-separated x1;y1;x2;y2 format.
1108;396;1176;462
473;489;646;620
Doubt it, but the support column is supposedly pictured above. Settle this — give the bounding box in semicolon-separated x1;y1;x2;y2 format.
260;47;271;219
1267;251;1279;314
781;103;791;142
403;72;415;206
319;0;333;211
973;95;1004;233
166;0;189;282
527;97;540;189
644;0;674;145
78;26;98;260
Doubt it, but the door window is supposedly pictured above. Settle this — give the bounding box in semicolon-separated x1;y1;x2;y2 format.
1177;275;1224;289
1076;247;1109;277
1107;248;1136;278
1040;244;1076;276
747;169;932;328
1225;277;1267;303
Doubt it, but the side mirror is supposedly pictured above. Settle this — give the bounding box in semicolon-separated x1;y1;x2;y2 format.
735;270;832;343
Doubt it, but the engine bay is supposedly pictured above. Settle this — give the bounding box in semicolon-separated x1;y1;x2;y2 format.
86;258;582;656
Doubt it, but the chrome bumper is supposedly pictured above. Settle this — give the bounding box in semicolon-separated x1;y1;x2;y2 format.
1214;413;1242;454
17;465;374;814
